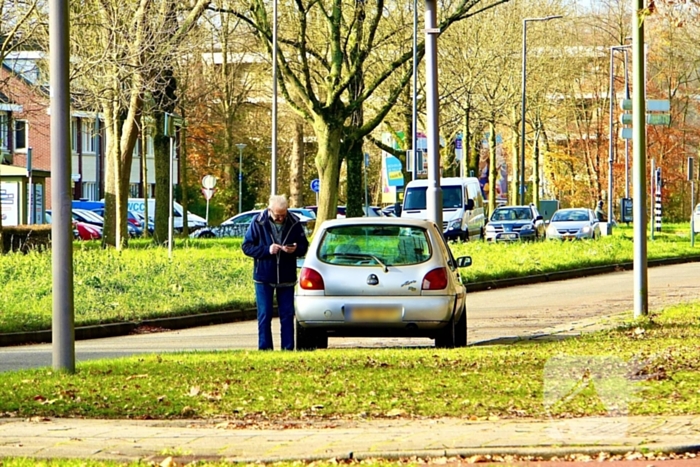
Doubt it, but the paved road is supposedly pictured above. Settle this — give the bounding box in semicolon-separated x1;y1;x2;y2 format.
2;262;698;372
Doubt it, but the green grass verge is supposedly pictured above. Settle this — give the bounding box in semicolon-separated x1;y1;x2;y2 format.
1;302;698;421
0;224;698;333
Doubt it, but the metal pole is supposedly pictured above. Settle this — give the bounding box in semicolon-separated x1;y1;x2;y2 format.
692;180;695;247
650;158;654;240
691;180;695;248
624;49;631;199
27;147;33;224
364;156;368;213
271;0;278;196
50;0;75;372
412;0;418;181
632;0;648;318
608;47;615;224
424;0;442;229
168;136;174;259
236;143;246;213
519;20;527;206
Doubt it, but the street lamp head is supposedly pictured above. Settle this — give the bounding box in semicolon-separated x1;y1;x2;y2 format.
236;143;247;151
524;15;563;23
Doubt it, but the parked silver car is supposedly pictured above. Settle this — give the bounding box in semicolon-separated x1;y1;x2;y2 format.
295;217;472;350
546;208;601;240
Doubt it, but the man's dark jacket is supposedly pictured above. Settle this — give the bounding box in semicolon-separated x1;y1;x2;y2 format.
242;210;309;284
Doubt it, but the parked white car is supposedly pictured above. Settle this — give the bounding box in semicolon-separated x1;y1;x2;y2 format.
546;208;601;240
295;217;472;350
693;203;700;233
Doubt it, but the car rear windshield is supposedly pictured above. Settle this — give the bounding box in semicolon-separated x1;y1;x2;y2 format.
491;207;532;221
551;210;589;222
318;225;431;266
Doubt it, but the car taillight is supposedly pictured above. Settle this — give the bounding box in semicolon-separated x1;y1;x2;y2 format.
422;267;448;290
300;267;325;290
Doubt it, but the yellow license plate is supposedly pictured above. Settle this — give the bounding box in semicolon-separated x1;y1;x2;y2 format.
346;306;402;322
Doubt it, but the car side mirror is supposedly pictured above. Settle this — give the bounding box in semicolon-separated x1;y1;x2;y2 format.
536;215;543;221
465;199;475;210
456;256;472;268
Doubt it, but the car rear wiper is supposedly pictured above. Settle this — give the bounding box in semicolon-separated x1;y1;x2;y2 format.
325;253;388;273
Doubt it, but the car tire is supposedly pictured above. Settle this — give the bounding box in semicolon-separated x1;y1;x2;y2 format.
435;316;456;349
454;304;467;348
295;319;327;350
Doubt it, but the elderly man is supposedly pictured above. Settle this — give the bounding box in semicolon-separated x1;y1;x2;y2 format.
242;195;309;350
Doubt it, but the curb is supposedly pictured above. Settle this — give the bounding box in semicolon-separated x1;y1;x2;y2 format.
466;254;700;292
2;255;700;347
229;444;700;464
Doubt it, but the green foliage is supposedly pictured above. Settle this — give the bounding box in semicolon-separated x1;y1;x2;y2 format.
1;302;699;421
0;225;698;333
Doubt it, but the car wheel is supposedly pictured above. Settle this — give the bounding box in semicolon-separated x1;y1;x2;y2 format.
435;316;456;349
295;319;326;350
454;304;467;348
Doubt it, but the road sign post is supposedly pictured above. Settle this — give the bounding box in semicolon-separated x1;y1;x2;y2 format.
202;175;217;225
310;178;320;207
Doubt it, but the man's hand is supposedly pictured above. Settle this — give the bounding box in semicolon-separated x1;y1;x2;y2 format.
269;243;283;254
282;243;297;254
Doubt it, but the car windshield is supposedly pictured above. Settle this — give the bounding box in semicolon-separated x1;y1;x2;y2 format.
491;208;532;221
403;186;462;210
318;225;431;266
552;210;589;222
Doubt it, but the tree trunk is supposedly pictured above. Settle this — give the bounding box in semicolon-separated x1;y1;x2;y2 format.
488;121;497;214
313;119;343;225
289;120;304;207
510;107;519;206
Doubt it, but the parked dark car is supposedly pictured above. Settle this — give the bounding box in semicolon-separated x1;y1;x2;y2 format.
485;204;545;242
191;210;313;239
72;208;142;238
46;211;102;240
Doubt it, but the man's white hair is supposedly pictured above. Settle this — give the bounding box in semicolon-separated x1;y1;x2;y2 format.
268;194;288;210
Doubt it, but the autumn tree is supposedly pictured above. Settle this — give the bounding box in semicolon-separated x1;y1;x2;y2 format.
221;0;511;225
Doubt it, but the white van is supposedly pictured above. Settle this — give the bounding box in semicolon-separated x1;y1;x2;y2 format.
401;177;485;241
127;198;207;232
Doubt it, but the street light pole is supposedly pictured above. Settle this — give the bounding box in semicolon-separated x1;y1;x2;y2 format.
519;15;562;206
236;143;247;213
411;0;418;181
271;0;278;196
424;0;442;229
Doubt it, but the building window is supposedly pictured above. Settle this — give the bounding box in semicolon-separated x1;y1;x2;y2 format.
82;182;97;201
81;119;96;153
0;113;8;151
14;120;27;151
71;118;78;152
129;183;140;198
146;135;154;158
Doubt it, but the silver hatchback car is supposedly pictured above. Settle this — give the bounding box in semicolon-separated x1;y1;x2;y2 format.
295;218;472;350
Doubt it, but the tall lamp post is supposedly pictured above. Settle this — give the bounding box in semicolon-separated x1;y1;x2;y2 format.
411;0;418;181
236;143;247;213
519;15;562;205
271;0;278;196
608;44;631;224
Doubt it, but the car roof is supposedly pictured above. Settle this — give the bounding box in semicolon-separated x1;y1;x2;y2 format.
318;217;435;229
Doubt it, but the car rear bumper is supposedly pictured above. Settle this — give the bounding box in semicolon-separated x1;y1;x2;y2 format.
295;295;455;330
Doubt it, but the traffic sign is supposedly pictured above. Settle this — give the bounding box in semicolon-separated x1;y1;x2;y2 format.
647;114;671;126
310;178;320;193
202;175;217;189
619;99;670;112
202;188;215;201
620;128;633;140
